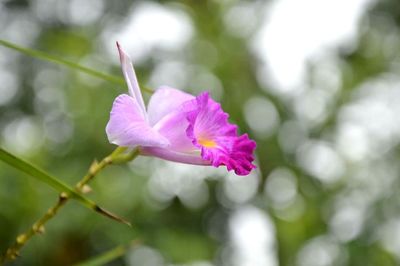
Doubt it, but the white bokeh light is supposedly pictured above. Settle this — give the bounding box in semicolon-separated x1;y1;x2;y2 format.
0;69;18;106
297;140;345;185
243;97;280;138
337;74;400;159
104;2;193;63
1;10;40;46
229;206;277;266
297;236;345;266
293;89;331;127
265;167;297;208
2;116;44;155
336;123;369;162
147;162;221;209
65;0;104;25
329;204;365;242
223;2;261;38
278;120;307;154
126;246;164;266
223;171;259;205
253;0;375;94
380;218;400;260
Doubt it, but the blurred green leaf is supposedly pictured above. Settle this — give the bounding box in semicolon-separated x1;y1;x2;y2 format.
73;243;134;266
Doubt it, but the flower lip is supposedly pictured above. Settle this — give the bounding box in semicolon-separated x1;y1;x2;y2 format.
185;92;257;175
198;138;217;148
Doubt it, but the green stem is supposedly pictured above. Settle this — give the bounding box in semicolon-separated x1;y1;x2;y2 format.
76;147;129;189
1;147;139;264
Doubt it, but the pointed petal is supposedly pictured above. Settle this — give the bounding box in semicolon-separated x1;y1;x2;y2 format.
147;86;195;126
116;42;147;119
106;94;169;147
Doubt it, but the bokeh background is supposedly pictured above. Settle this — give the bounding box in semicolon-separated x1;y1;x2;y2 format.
1;0;400;265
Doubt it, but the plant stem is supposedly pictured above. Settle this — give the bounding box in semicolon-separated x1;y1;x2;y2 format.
1;147;139;264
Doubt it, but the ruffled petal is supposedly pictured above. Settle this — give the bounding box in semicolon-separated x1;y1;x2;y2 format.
106;94;169;147
147;86;195;126
185;92;257;175
116;42;147;119
200;134;256;175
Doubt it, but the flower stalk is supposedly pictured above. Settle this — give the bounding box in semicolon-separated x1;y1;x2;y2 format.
1;147;139;264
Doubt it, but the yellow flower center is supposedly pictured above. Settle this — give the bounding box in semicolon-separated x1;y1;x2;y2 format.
198;138;217;148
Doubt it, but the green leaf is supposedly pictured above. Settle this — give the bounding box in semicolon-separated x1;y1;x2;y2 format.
0;39;124;85
0;39;153;93
0;148;130;226
73;243;133;266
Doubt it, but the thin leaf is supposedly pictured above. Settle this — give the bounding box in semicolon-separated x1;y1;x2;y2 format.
0;39;124;85
73;241;140;266
0;148;130;226
0;39;153;93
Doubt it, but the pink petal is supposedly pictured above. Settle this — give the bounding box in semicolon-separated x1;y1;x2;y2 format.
147;86;195;126
200;134;257;175
141;147;209;165
185;92;257;175
106;94;169;147
152;110;196;153
116;42;147;120
143;92;206;164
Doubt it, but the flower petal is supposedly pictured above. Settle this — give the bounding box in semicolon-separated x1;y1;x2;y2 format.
116;42;147;119
141;147;209;165
153;110;196;152
143;101;207;164
147;86;195;126
200;134;257;175
106;94;169;147
186;92;257;175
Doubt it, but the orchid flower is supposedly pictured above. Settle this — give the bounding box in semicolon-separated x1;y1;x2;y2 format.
106;43;256;175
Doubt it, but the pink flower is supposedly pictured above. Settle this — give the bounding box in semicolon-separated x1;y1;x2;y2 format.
106;43;256;175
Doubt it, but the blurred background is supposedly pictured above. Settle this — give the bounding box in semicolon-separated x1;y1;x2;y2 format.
1;0;400;265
